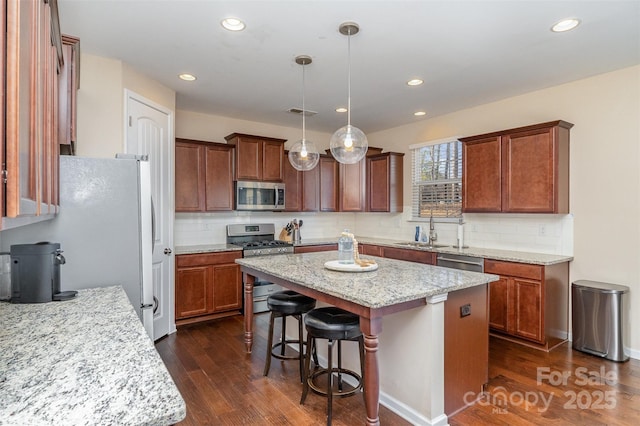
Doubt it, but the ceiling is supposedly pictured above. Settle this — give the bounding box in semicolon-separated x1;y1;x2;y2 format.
58;1;640;135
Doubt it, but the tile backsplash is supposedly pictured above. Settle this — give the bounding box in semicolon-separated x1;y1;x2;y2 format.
175;208;573;256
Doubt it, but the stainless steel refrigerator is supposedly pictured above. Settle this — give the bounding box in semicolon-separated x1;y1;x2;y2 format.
1;156;154;338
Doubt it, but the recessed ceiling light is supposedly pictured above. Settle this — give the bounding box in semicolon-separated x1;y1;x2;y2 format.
335;107;348;113
551;18;580;32
407;79;423;86
221;17;245;31
414;111;426;116
179;73;197;81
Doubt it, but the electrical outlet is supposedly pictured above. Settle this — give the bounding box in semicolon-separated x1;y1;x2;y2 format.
538;224;546;236
460;304;471;317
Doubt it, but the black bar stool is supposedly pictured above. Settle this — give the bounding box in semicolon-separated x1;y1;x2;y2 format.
300;306;365;426
264;290;316;382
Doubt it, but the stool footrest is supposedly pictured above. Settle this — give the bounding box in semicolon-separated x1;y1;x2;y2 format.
307;367;362;398
270;340;308;361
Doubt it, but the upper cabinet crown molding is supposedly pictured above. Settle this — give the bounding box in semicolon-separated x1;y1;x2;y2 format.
461;120;573;214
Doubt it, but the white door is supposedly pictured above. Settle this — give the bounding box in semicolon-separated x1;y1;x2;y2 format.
125;90;175;340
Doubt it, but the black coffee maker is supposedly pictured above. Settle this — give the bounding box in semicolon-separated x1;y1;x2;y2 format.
10;242;75;303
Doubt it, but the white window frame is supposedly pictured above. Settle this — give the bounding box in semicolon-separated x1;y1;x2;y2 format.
410;137;463;222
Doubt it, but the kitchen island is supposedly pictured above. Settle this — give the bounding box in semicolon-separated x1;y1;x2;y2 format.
237;251;499;425
0;286;186;425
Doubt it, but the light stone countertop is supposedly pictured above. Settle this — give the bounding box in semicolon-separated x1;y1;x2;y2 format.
175;243;242;255
236;251;499;309
176;237;573;266
294;236;573;266
0;286;186;426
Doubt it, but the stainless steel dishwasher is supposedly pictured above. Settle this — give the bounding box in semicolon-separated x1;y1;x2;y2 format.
436;252;484;272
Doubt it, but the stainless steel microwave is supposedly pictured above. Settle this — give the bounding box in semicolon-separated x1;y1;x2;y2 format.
235;181;285;211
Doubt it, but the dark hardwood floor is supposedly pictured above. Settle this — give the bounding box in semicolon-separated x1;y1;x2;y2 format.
156;314;639;425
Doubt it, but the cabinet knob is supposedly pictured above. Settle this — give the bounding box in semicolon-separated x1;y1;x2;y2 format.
164;248;172;255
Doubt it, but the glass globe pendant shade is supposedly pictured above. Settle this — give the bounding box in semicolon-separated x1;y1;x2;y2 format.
329;124;368;164
288;138;320;171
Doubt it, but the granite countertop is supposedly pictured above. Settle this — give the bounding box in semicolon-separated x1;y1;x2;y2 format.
176;237;573;266
175;243;242;255
236;251;499;309
0;286;186;426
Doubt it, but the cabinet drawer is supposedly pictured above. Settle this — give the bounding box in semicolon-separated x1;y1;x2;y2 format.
294;244;337;254
177;251;242;267
382;247;436;265
484;259;542;281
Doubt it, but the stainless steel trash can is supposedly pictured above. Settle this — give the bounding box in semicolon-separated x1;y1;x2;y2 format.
572;280;629;362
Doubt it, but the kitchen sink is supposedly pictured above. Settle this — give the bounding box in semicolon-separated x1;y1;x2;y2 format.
394;242;450;249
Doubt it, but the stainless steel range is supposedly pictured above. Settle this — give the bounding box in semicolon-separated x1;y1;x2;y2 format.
226;223;293;313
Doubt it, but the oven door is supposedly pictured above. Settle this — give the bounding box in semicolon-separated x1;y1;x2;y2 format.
252;279;283;313
235;181;285;211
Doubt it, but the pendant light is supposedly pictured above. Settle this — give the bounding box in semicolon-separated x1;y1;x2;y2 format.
288;55;320;171
330;22;368;164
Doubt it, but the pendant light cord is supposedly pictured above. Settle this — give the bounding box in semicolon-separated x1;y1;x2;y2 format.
347;27;352;126
302;61;306;142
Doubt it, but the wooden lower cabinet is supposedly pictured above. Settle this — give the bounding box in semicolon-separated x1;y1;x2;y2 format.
485;259;569;347
175;251;242;325
358;244;436;265
294;244;337;254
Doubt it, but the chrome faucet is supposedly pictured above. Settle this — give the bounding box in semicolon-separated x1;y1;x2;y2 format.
428;214;437;246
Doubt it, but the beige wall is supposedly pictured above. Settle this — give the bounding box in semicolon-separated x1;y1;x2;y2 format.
367;65;640;353
75;53;176;157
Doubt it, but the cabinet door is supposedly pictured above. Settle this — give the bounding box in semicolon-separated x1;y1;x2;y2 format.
205;145;234;211
294;244;338;254
339;159;365;212
359;244;382;256
488;277;509;332
301;166;319;211
319;156;338;212
212;264;242;312
283;153;302;211
381;247;435;264
175;142;205;211
512;278;543;343
262;140;284;181
235;137;261;180
502;127;556;213
461;136;502;212
175;266;211;319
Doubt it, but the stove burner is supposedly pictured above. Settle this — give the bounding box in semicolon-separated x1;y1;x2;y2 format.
242;240;292;249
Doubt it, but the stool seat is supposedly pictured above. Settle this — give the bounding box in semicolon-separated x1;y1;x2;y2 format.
268;290;316;315
304;306;361;340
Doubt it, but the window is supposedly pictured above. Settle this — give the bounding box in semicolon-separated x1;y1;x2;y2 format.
411;138;462;219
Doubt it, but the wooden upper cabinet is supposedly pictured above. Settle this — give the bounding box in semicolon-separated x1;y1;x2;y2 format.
462;136;502;212
283;151;302;211
58;34;80;155
175;141;206;211
367;152;404;212
4;0;63;226
224;133;286;182
461;120;572;214
319;155;338;212
502;124;571;213
175;139;234;212
302;166;320;212
338;160;366;212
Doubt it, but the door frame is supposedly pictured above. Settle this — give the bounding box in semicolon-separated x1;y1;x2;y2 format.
124;89;176;337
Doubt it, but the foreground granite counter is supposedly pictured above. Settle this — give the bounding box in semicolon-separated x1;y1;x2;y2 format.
0;286;186;425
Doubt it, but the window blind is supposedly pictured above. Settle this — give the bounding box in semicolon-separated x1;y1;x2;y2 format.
411;140;462;219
